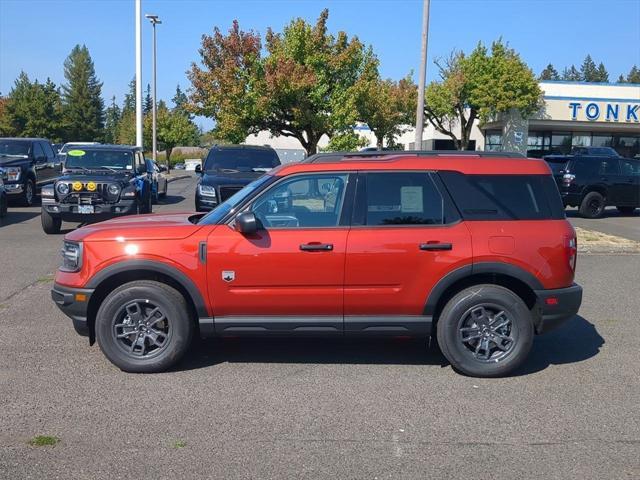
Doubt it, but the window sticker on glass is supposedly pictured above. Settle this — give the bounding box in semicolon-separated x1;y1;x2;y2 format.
67;149;85;157
126;165;133;169
400;186;423;213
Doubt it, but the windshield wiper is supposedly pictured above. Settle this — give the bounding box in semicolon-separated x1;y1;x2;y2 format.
0;153;28;158
252;167;271;172
97;166;118;173
66;166;92;173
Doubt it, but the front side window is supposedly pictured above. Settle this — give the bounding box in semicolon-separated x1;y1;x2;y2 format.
620;159;640;176
363;172;444;226
600;158;620;175
251;174;349;228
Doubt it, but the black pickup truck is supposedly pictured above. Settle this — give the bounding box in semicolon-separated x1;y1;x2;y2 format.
40;145;153;233
0;137;61;206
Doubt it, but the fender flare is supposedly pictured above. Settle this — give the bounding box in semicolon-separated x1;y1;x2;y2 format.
424;262;543;316
86;259;209;318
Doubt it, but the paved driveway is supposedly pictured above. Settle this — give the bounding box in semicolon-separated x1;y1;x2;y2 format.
567;207;640;241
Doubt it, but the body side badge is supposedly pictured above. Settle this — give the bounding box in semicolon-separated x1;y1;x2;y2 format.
222;270;235;282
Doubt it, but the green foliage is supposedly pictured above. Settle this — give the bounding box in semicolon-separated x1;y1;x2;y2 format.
172;84;190;117
122;77;136;113
580;55;598;82
28;435;60;446
561;65;581;81
144;84;152;115
539;63;559;80
144;103;199;160
626;65;640;83
61;44;104;141
188;10;379;154
424;40;541;150
595;63;609;82
1;72;63;140
104;96;121;144
322;131;368;152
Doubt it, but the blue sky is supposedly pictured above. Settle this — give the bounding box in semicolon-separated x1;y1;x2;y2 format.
1;0;639;130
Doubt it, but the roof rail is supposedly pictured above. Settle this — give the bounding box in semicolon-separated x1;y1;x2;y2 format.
303;150;526;163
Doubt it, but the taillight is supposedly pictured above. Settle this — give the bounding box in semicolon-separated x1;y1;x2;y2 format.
565;235;577;272
562;173;576;186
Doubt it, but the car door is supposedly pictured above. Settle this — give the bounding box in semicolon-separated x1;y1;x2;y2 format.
344;171;472;335
598;157;624;204
206;172;354;335
618;158;640;206
40;141;59;183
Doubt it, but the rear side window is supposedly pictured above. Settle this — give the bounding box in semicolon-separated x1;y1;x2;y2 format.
600;158;620;175
439;172;565;220
358;172;450;226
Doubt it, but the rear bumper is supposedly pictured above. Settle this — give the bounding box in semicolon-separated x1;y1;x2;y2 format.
560;192;582;207
51;283;94;337
534;283;583;334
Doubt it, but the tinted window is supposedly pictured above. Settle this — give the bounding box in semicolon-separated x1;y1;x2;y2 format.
620;159;640;176
439;172;562;220
599;158;619;175
0;140;31;157
568;158;600;176
204;148;280;172
251;174;348;228
33;142;45;160
64;149;134;170
363;173;444;225
41;142;55;160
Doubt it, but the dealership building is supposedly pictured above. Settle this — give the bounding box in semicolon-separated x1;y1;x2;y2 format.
245;80;639;160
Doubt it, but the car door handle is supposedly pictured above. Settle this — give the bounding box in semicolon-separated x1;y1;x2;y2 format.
420;242;453;251
300;243;334;251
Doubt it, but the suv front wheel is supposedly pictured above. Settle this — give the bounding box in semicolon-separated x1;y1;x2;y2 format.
95;280;193;373
579;191;605;218
436;285;534;377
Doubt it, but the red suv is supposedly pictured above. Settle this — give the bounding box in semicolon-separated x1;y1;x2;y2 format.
52;152;582;377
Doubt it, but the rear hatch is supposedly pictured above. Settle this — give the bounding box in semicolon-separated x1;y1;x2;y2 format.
544;155;570;186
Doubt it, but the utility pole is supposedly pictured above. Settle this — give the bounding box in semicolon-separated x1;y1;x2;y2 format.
135;0;143;148
414;0;430;150
146;14;162;166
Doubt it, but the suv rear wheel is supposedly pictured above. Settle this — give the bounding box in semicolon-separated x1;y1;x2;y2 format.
579;191;605;218
41;209;61;234
95;280;193;373
19;178;36;207
436;285;534;377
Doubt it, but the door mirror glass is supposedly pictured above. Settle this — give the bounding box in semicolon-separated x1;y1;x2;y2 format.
235;211;259;235
195;164;202;175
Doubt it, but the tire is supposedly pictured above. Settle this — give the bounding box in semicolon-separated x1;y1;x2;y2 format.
41;208;62;234
616;206;636;215
436;284;534;378
0;194;7;218
19;178;36;207
95;280;194;373
579;191;605;218
159;181;167;198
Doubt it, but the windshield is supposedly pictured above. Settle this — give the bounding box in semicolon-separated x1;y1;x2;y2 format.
204;148;280;172
64;149;133;171
199;175;273;225
0;141;31;157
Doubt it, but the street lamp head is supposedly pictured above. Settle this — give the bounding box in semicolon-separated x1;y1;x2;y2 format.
145;14;162;24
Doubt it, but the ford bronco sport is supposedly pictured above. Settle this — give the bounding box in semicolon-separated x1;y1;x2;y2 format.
51;151;582;377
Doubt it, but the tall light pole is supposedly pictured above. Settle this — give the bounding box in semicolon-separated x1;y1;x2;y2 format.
146;14;161;164
414;0;430;150
135;0;143;148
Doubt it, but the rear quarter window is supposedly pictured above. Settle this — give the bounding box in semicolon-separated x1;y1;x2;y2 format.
439;172;565;220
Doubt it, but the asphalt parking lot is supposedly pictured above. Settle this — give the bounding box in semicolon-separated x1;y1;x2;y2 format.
567;207;640;242
1;175;639;479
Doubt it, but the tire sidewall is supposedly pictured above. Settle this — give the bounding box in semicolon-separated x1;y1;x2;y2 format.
437;285;534;377
23;179;35;206
96;283;192;372
580;191;605;218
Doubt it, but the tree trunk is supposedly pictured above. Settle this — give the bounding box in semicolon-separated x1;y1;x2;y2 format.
376;134;384;150
166;147;172;173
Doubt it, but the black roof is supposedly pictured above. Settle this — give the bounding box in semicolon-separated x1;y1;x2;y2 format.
304;150;525;163
210;144;276;151
0;137;50;142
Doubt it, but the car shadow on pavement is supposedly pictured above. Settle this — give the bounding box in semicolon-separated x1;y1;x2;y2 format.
175;337;447;371
0;210;41;227
515;315;604;376
157;194;185;206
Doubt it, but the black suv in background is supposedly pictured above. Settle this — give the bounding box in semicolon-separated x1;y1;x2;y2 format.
0;138;61;206
40;145;153;233
195;145;281;211
545;154;640;218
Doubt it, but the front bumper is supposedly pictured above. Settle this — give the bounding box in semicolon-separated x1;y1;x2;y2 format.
4;182;24;196
195;194;217;211
42;198;137;222
534;283;583;334
51;283;94;337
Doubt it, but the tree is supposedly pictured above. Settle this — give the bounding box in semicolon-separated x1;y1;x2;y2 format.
627;65;640;83
122;77;136;113
562;65;581;81
172;84;189;117
2;72;62;140
144;83;152;114
144;103;198;162
322;131;368;152
423;40;542;151
539;63;559;80
188;10;377;154
351;73;416;149
61;44;104;141
595;62;609;82
104;96;121;144
580;55;598;82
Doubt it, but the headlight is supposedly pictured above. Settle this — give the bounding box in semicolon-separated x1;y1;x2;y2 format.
198;184;216;197
3;166;21;182
56;182;70;195
60;241;82;272
107;184;121;196
121;186;136;197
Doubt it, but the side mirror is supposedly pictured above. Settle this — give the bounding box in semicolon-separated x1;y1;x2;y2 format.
234;211;258;235
195;164;202;175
